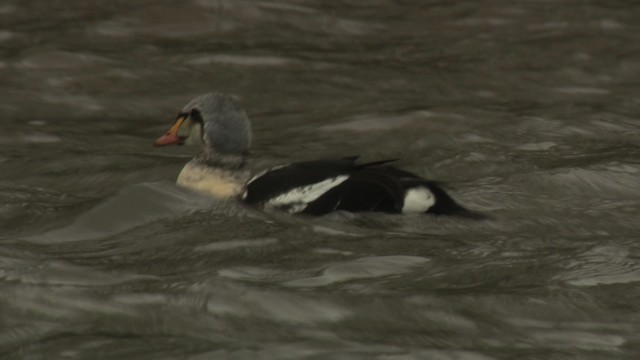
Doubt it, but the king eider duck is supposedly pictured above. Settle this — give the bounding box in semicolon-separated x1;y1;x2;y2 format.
153;93;481;218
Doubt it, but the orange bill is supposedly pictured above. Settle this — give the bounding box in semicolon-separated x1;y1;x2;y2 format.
154;116;186;146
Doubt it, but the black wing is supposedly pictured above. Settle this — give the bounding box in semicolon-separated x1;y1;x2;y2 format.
243;157;356;205
243;157;397;205
302;167;406;215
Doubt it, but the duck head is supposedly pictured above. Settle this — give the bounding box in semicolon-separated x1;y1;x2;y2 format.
154;93;251;155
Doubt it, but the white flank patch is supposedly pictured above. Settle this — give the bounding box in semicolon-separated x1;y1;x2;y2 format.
266;175;349;213
401;186;435;213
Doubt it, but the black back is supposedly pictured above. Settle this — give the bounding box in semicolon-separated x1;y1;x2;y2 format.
243;157;361;205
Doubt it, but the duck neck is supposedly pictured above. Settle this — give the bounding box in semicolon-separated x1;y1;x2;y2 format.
192;148;247;170
176;148;249;199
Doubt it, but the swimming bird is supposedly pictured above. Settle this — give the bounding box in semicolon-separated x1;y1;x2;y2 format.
154;93;479;217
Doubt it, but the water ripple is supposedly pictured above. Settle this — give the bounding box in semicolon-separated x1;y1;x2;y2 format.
283;256;430;287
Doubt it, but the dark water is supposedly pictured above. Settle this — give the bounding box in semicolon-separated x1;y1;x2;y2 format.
2;1;640;359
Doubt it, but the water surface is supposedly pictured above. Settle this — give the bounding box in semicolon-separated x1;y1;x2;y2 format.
1;1;640;359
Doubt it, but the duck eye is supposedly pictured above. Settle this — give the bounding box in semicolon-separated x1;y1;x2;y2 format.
190;109;203;123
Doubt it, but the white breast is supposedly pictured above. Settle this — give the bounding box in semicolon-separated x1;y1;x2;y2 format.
265;175;349;213
401;186;435;213
177;162;246;199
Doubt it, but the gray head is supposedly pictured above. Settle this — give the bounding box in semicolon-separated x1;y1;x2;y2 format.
154;93;251;155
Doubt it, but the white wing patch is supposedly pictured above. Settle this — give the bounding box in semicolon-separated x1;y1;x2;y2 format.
401;186;435;213
265;175;349;213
